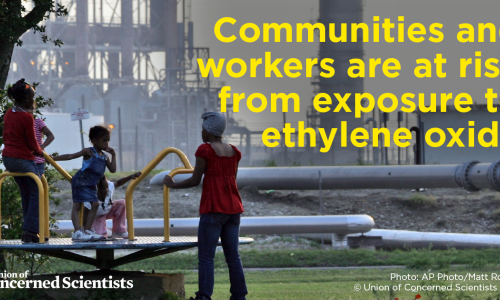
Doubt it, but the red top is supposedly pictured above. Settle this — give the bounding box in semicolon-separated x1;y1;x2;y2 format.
195;143;244;215
2;108;43;160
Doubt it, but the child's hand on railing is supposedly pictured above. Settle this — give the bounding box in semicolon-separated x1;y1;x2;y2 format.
131;172;142;179
163;175;175;188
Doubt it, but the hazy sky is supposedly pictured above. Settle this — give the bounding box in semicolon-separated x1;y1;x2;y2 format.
190;0;500;131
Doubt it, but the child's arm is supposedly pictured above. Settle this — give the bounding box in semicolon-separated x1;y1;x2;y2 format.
40;126;55;150
105;147;117;173
114;172;142;188
52;148;92;161
163;157;206;189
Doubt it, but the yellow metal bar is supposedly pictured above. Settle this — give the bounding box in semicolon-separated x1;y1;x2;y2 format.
0;177;5;240
43;152;72;182
80;204;84;228
43;152;86;228
125;147;193;241
163;168;194;242
41;175;50;239
0;172;45;243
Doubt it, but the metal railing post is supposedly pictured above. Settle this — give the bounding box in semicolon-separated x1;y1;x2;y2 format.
0;172;45;243
125;147;193;241
163;168;194;242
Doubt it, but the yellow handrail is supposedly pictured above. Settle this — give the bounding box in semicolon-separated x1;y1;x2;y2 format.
0;177;5;239
43;153;72;182
43;153;86;227
163;167;194;241
0;172;46;243
41;175;50;239
125;147;193;241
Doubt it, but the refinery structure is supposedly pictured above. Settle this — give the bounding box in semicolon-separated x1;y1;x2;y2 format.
8;0;231;170
7;0;422;169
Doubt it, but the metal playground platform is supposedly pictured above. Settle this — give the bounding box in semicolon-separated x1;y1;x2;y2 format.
0;237;253;270
0;148;253;270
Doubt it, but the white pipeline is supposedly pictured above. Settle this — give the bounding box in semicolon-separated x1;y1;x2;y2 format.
149;161;500;192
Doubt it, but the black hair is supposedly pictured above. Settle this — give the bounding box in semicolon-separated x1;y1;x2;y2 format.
7;78;34;103
89;126;110;142
97;176;108;203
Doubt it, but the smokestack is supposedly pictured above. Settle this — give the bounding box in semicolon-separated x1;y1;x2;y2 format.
165;0;178;68
75;0;89;77
121;0;134;81
318;0;365;165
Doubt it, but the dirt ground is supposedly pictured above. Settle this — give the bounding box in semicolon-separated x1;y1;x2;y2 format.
50;174;500;235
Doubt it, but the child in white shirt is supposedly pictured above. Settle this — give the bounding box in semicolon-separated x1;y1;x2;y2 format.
83;172;141;238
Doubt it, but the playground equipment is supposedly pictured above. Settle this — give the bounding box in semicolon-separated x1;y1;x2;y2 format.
150;161;500;191
0;148;253;270
0;172;49;241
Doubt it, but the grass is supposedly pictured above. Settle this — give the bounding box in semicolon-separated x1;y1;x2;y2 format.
7;248;500;299
3;268;500;300
184;268;500;300
28;247;500;275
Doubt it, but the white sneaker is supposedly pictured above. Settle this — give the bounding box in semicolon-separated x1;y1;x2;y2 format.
72;230;92;242
85;229;104;241
111;231;129;239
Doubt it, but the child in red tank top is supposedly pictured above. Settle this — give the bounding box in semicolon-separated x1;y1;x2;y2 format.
163;112;248;300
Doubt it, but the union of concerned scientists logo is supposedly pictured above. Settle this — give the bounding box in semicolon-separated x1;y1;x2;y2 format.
0;274;133;289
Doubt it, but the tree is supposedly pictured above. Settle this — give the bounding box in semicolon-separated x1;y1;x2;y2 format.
0;1;67;88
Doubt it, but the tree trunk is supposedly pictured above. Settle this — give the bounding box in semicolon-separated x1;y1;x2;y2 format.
0;40;15;89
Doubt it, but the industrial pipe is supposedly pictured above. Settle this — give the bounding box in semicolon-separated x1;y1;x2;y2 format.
150;162;500;192
54;215;375;236
303;229;500;250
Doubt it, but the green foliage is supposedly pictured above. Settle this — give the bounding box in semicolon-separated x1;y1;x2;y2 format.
82;288;133;300
41;247;500;274
467;258;488;269
406;255;434;270
158;291;182;300
0;287;38;300
0;1;68;47
263;159;277;167
419;279;453;300
404;247;458;271
371;284;397;300
403;194;438;209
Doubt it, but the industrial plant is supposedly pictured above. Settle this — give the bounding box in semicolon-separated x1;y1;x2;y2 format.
6;0;497;168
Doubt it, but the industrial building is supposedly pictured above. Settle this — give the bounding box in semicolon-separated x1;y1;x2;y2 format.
7;0;419;168
415;105;500;165
7;0;232;170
